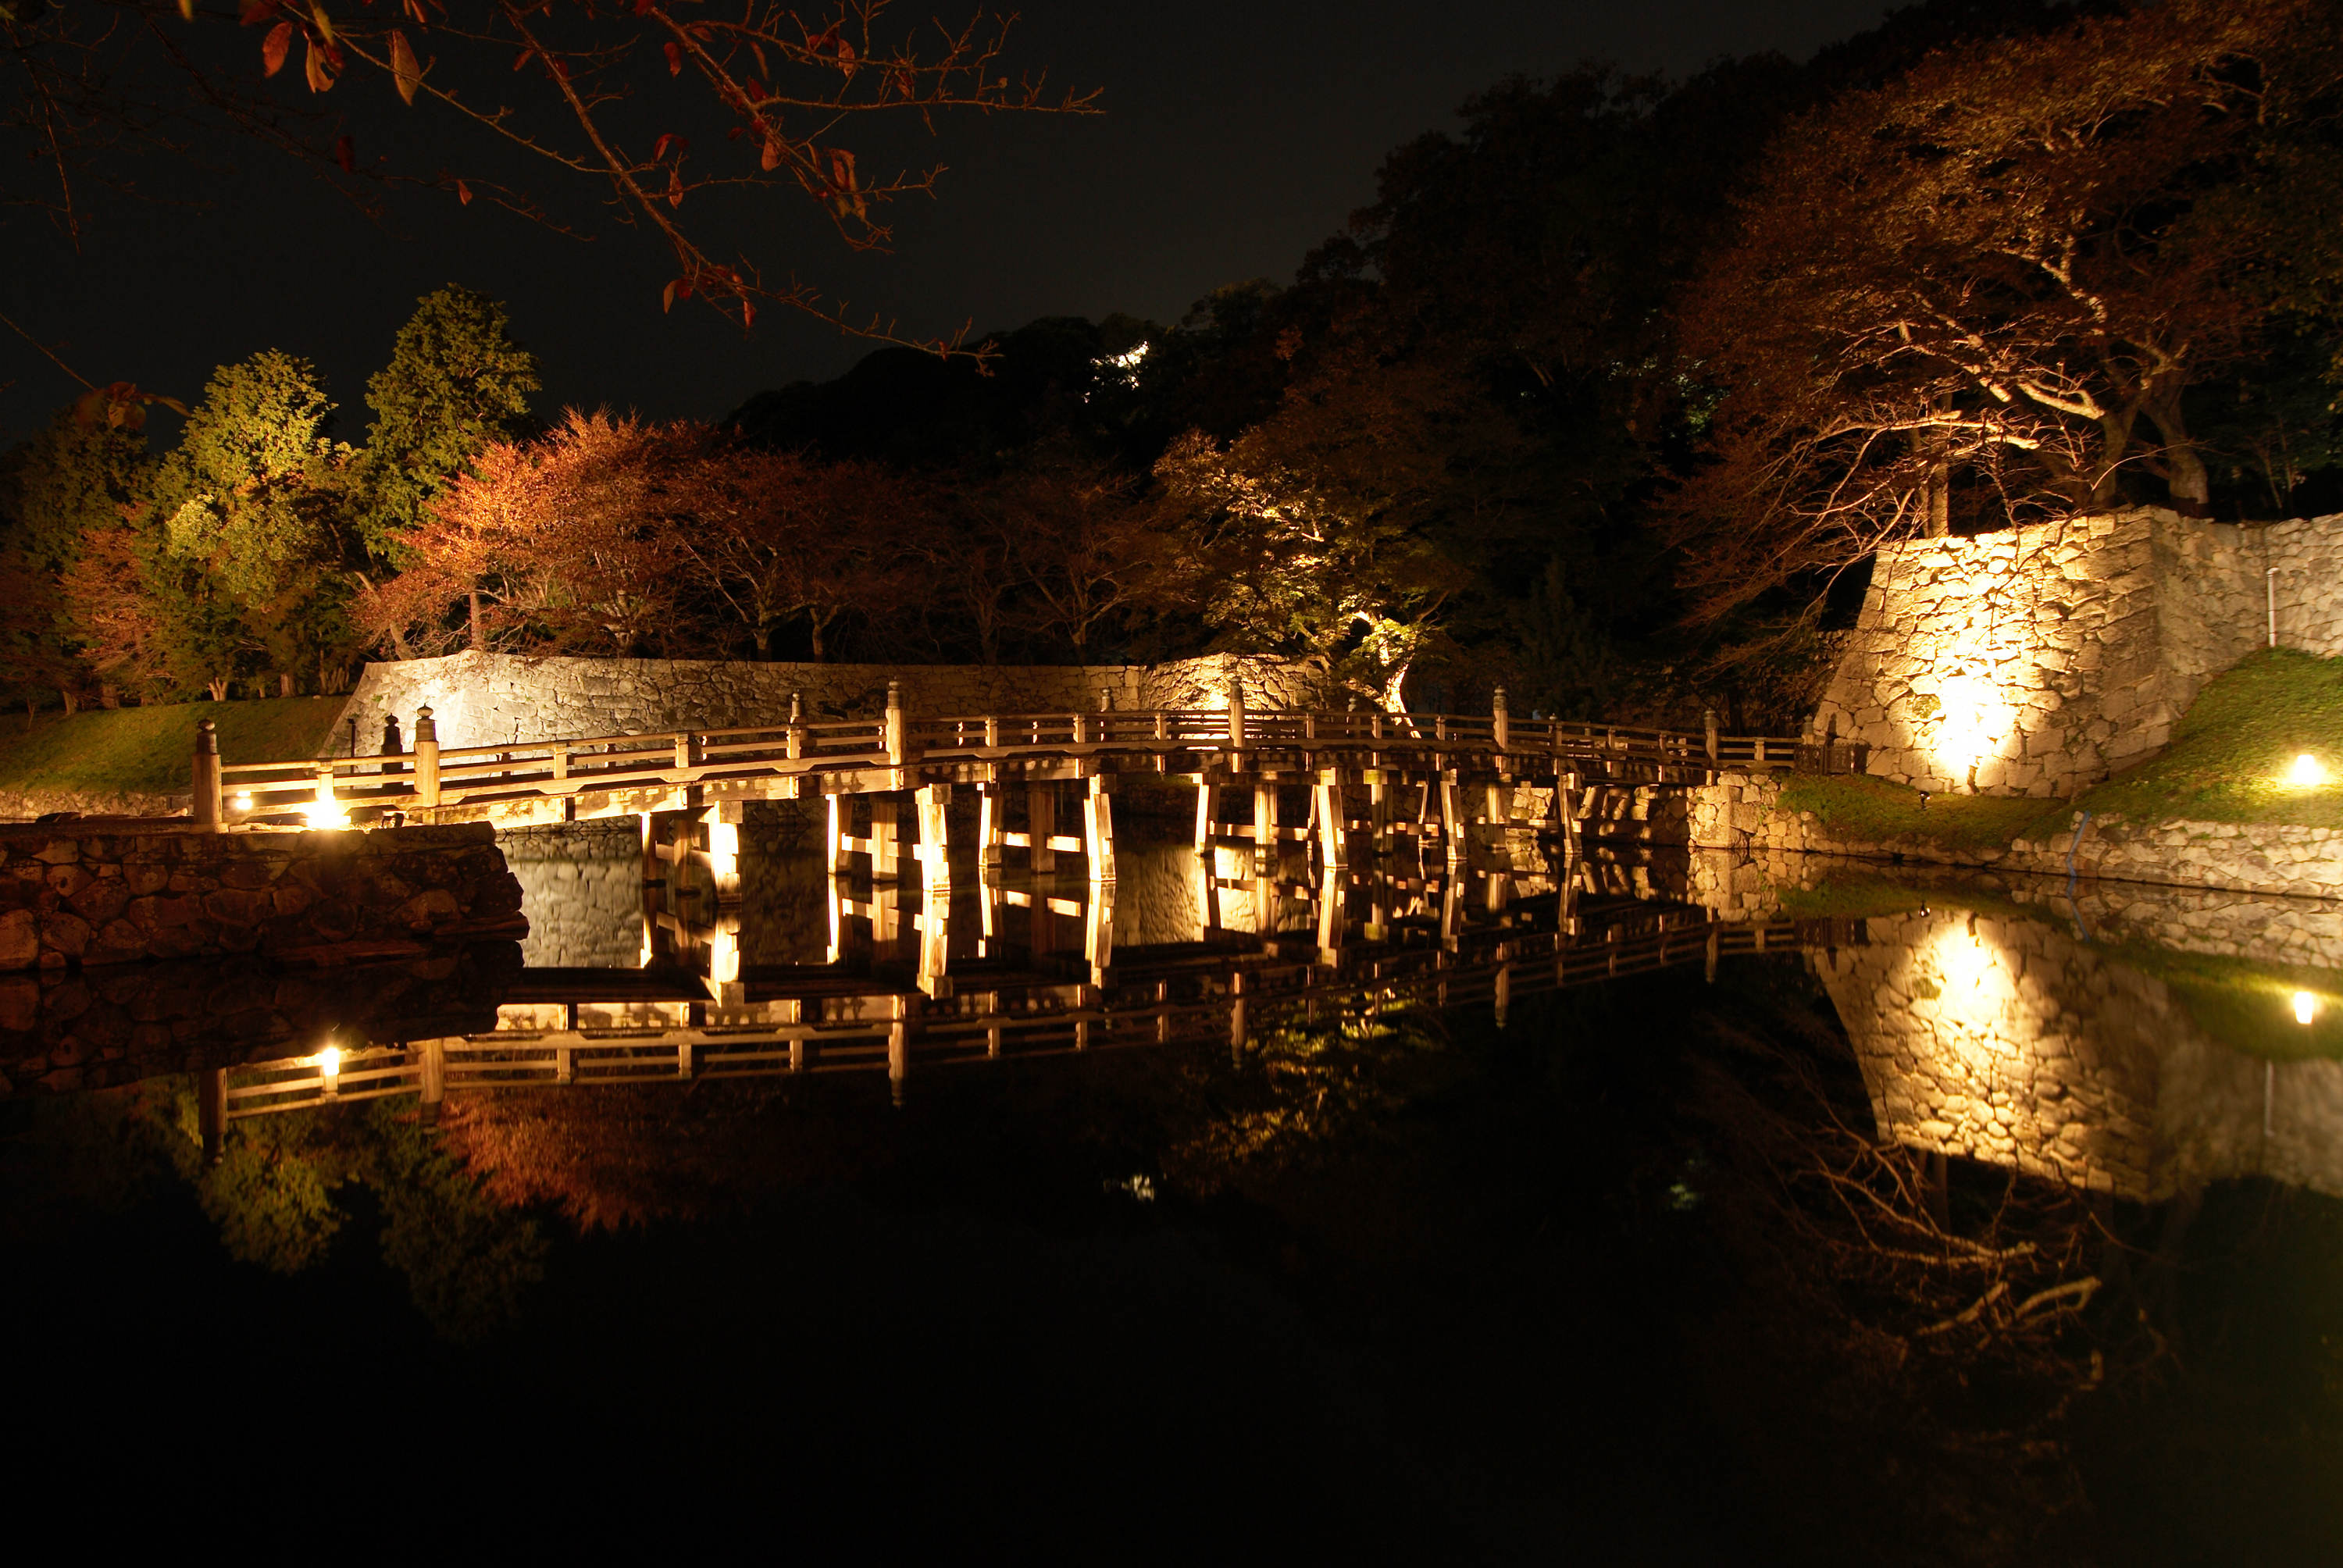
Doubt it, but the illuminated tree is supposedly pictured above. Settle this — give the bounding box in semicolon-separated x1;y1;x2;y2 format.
353;286;542;561
358;409;698;656
667;445;922;661
146;350;359;690
1151;344;1492;710
1667;0;2343;619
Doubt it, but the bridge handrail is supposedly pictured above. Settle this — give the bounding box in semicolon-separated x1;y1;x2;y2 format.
207;701;1822;818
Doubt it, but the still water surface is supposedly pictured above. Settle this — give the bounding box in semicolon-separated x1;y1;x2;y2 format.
3;816;2338;1559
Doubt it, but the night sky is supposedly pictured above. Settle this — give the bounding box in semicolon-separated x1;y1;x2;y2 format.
2;1;1887;446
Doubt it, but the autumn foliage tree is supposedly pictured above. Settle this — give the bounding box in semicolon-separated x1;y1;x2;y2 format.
1667;0;2343;619
357;411;701;657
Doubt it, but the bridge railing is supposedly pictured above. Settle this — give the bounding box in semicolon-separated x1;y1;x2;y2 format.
201;688;1826;825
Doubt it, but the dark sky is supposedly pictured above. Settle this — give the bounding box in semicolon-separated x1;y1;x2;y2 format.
2;0;1888;447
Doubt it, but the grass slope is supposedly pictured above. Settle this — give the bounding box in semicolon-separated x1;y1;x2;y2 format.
0;698;347;799
1773;772;2056;855
2072;647;2343;829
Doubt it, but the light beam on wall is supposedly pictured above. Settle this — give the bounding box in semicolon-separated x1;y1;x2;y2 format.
1931;671;2013;786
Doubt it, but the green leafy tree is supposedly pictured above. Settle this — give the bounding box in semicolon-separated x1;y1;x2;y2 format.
147;351;358;693
355;287;542;565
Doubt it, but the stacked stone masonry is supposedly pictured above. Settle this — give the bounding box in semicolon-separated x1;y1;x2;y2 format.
0;822;525;971
1812;507;2343;798
330;650;1332;754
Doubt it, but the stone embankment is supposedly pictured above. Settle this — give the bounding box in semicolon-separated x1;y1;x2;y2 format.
0;822;526;972
0;788;191;823
1813;507;2343;798
330;650;1333;753
1686;772;2343;898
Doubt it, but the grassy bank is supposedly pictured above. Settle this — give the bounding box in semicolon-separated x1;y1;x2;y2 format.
2069;647;2343;829
1773;772;2058;855
0;697;347;800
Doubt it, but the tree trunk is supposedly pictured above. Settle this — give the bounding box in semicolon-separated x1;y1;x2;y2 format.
59;688;76;718
2143;384;2211;514
1923;414;1951;537
469;590;485;651
207;676;229;701
808;615;827;663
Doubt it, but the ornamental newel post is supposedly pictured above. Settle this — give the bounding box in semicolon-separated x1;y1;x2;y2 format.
1225;674;1246;752
1703;707;1719;763
413;706;440;808
1492;686;1510;752
884;680;908;767
191;719;223;829
786;692;804;761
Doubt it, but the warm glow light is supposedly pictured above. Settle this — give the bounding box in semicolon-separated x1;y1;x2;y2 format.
230;792;253;811
318;1045;342;1075
2290;753;2326;787
303;777;353;831
1930;671;2012;783
2295;991;2316;1025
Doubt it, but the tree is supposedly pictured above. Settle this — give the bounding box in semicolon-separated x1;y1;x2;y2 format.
354;287;542;561
147;350;359;691
971;461;1159;657
5;2;1093;351
668;446;921;661
1150;343;1497;710
358;410;697;657
1667;0;2343;619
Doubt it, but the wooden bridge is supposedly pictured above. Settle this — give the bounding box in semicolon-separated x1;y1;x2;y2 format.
191;681;1862;888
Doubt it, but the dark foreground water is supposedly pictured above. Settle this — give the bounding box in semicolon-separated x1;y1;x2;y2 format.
3;818;2339;1561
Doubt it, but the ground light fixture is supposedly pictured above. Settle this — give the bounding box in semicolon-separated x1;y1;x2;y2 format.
2296;992;2318;1026
230;792;253;812
2289;753;2326;787
317;1044;343;1096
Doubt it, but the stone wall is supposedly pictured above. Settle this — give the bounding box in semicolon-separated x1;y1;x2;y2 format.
0;822;524;971
328;650;1332;753
1684;774;2343;900
1812;508;2343;797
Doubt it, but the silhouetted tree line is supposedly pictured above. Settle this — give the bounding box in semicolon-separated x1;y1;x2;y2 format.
7;0;2343;728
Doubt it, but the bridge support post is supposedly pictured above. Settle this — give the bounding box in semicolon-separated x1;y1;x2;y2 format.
1315;772;1348;874
915;783;953;889
1229;970;1246;1065
1440;774;1467;869
1083;775;1116;885
889;993;915;1107
1316;864;1343;963
1252;782;1280;878
977;784;1004;878
1193;781;1220;863
1028;782;1057;875
1085;881;1114;986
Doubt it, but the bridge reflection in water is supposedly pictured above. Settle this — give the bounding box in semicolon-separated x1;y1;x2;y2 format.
213;819;1839;1134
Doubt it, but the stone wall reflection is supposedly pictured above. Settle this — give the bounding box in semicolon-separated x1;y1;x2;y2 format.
1817;906;2343;1201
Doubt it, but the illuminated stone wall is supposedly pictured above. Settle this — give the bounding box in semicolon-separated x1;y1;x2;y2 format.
1812;508;2343;797
327;650;1332;754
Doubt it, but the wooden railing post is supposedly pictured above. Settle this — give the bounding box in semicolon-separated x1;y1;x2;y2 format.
885;680;908;766
191;719;223;829
413;706;440;808
1226;675;1246;755
1703;708;1719;764
786;692;805;761
1492;686;1510;752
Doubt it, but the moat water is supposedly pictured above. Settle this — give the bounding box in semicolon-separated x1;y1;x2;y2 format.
2;814;2338;1560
